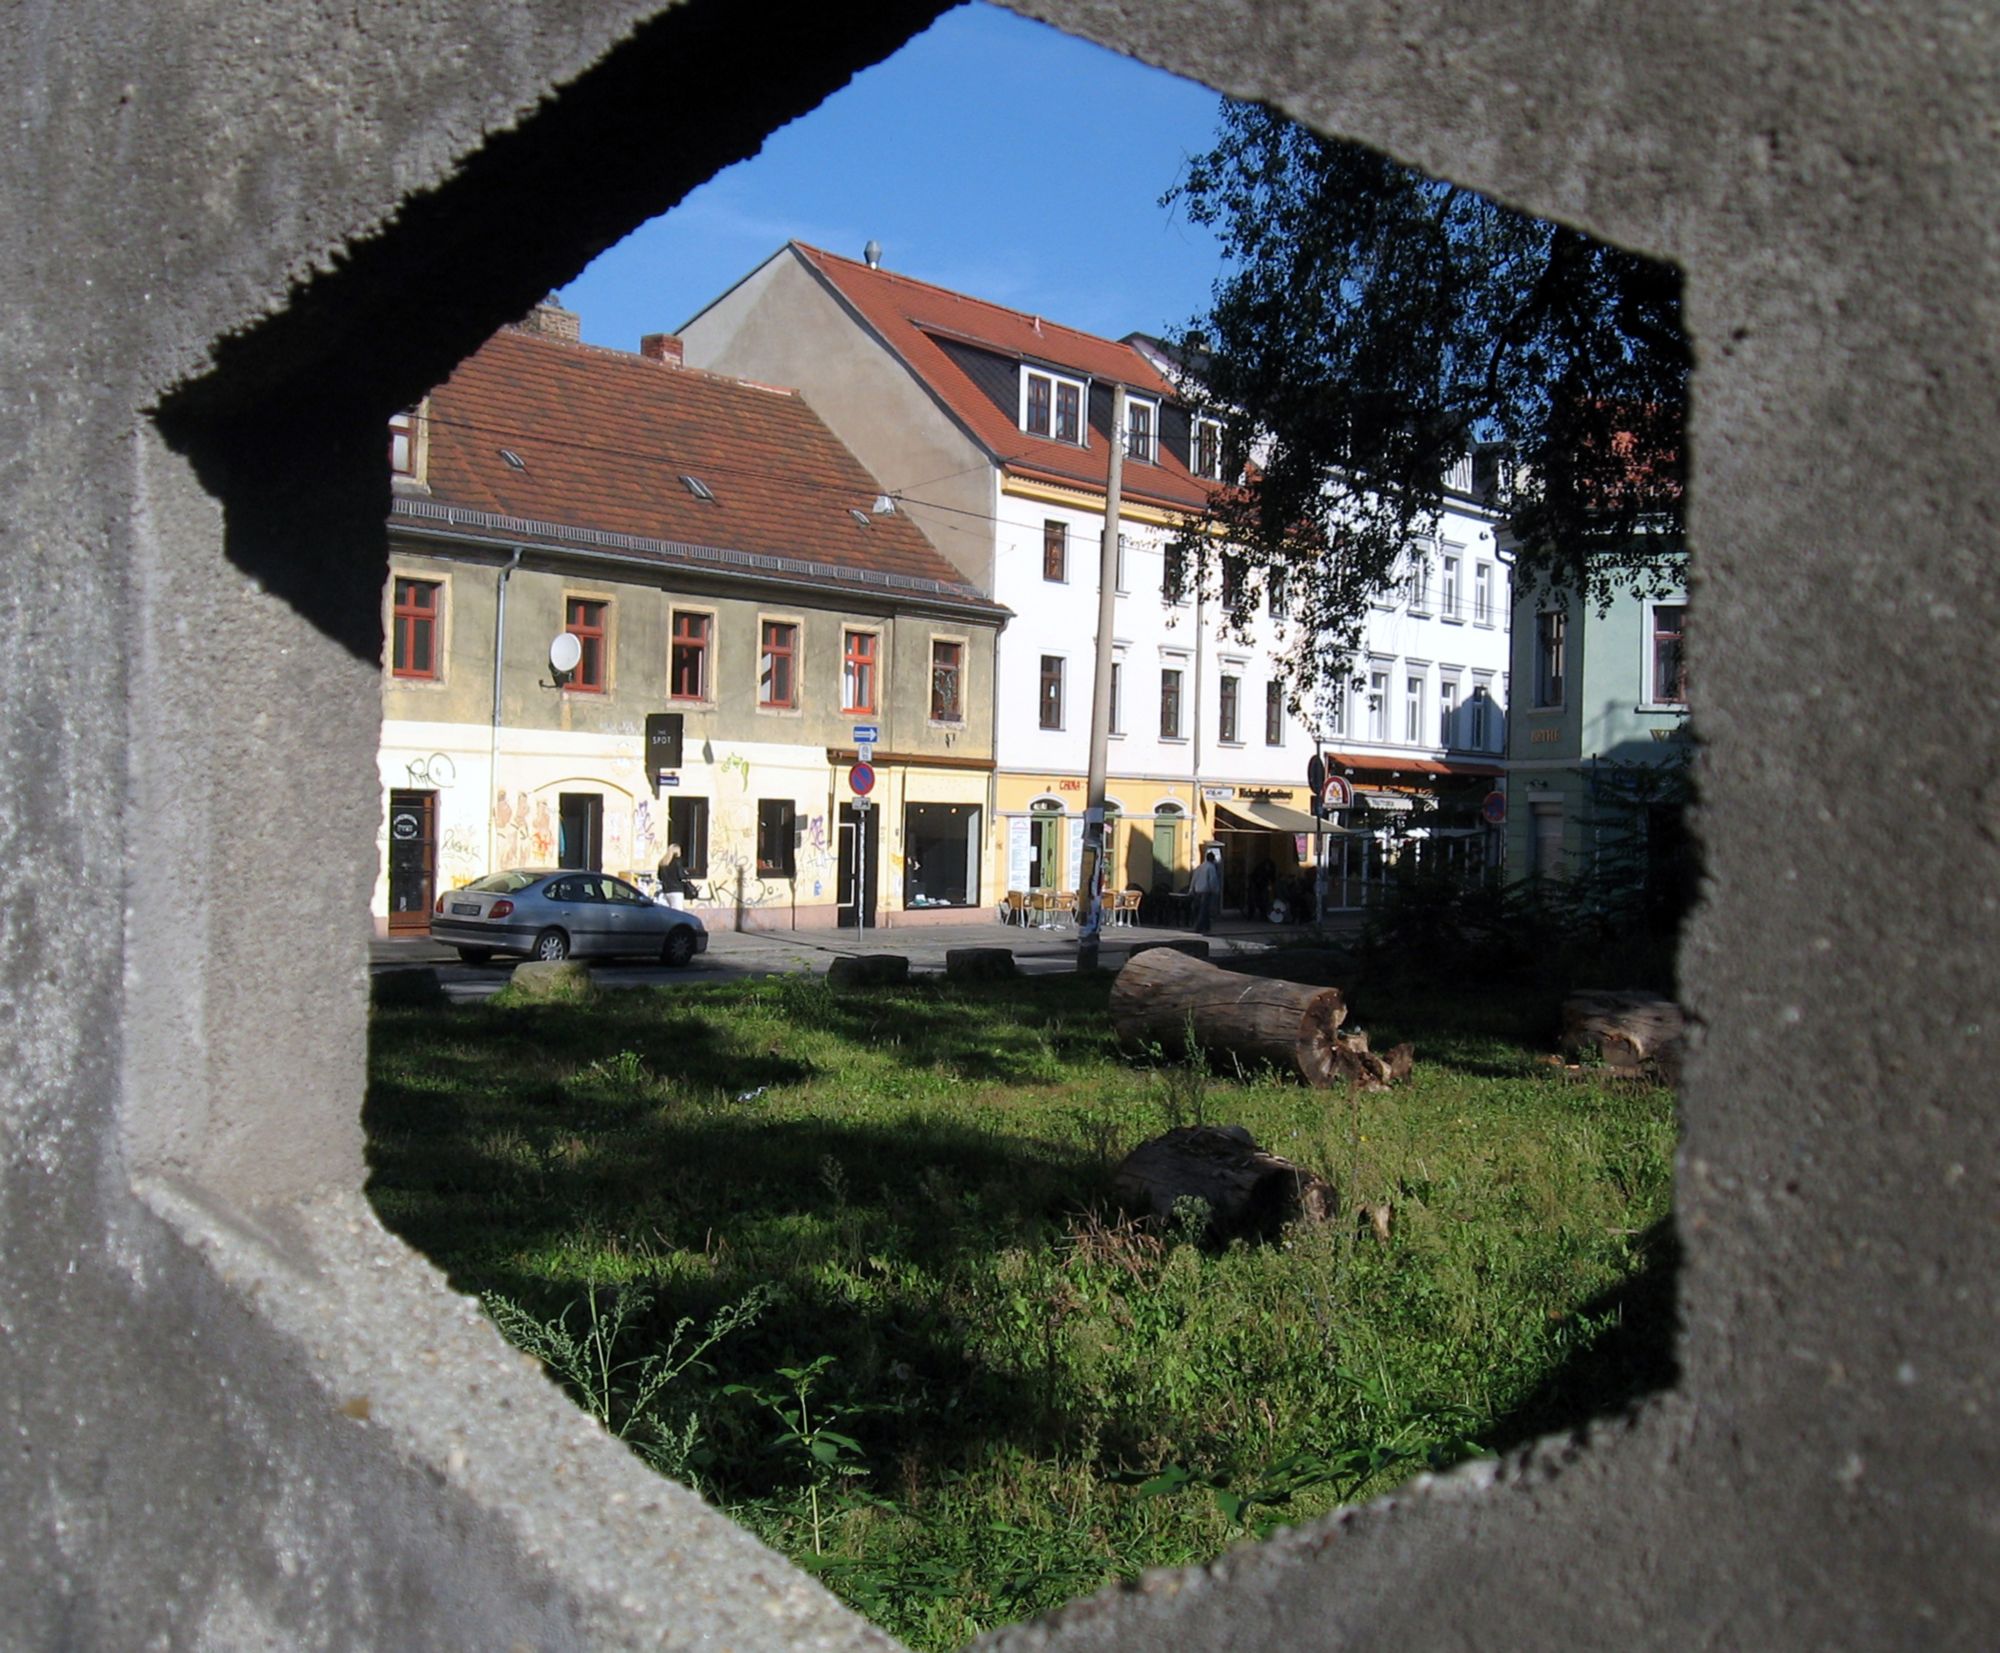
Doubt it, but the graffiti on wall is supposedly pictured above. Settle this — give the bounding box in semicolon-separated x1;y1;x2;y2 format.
405;752;457;789
718;752;751;792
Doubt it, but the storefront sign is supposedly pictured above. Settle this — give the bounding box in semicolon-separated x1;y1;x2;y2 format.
1321;775;1354;812
1202;785;1235;800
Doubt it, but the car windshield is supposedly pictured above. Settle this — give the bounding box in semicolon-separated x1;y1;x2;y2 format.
464;870;545;894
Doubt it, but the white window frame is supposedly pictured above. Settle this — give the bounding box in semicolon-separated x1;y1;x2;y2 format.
1124;395;1158;464
1021;367;1088;445
1642;597;1690;709
1470;672;1497;751
1192;415;1225;480
1473;561;1496;626
1438;673;1461;747
1404;671;1425;745
1115;532;1129;595
1368;665;1391;743
1440;550;1463;621
1264;678;1286;747
1407;554;1432;616
1159;653;1190;742
1218;662;1246;746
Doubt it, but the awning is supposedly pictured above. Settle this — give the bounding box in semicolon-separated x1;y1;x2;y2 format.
1324;750;1503;780
1215;799;1324;835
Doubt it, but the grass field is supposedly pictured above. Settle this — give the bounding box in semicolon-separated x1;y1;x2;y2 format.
365;963;1677;1648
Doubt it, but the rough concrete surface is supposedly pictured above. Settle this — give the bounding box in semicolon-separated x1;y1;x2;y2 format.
1;0;1993;1647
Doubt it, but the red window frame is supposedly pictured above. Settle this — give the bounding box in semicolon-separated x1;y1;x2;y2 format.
759;620;798;709
842;629;877;715
564;597;607;693
391;577;440;679
670;610;710;701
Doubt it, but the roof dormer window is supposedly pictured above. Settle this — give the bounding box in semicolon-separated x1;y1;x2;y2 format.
1124;396;1158;464
1021;368;1085;445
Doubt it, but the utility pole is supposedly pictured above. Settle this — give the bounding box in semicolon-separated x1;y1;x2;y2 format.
1077;384;1126;972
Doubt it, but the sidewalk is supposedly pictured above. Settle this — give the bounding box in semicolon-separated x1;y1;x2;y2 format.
370;908;1364;976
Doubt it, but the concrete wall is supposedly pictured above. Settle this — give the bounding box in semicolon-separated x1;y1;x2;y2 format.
3;1;1994;1650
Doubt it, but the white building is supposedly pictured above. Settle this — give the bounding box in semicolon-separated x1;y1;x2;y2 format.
683;243;1510;914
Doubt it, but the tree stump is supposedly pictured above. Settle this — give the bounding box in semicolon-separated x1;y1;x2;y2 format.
1111;1124;1335;1244
1327;1026;1416;1091
1110;945;1364;1087
826;954;909;988
945;947;1017;981
1561;990;1688;1084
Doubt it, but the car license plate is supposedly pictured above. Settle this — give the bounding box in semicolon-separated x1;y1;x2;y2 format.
451;902;479;916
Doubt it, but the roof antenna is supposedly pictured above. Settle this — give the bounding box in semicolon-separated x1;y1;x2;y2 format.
864;240;882;269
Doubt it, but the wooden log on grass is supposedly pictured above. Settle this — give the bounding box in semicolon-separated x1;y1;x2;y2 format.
1112;1124;1336;1244
1110;945;1364;1087
1561;990;1688;1084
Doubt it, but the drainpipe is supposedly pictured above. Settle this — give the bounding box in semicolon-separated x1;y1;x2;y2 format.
488;545;526;875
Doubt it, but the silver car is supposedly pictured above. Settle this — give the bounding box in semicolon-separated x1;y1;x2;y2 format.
431;870;709;966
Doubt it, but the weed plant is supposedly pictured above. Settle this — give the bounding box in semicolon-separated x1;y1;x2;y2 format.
366;971;1675;1648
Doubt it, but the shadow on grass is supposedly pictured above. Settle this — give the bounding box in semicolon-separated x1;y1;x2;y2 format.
1479;1216;1681;1453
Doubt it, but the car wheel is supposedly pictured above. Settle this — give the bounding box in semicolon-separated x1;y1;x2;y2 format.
531;928;570;962
455;947;494;964
662;926;697;968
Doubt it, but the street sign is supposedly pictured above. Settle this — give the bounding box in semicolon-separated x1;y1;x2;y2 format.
852;724;880;745
1321;775;1353;813
853;798;872;813
856;742;875;764
1307;752;1327;795
1481;789;1507;825
849;760;875;797
658;773;681;788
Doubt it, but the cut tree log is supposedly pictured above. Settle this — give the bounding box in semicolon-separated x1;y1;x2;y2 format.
1561;989;1688;1084
1111;945;1389;1088
1111;1125;1335;1244
1326;1026;1416;1092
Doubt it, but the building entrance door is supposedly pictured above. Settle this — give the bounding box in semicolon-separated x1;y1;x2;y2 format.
837;802;877;928
558;793;602;870
386;790;436;933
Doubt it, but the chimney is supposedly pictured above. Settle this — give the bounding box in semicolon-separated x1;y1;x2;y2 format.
517;297;580;342
640;333;684;366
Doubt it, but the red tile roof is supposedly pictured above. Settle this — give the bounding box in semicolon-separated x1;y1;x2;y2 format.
398;323;994;604
792;243;1215;514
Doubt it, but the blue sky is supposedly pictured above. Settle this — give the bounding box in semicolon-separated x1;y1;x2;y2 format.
557;3;1234;351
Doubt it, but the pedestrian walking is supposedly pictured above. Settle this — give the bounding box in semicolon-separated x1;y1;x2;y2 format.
1190;846;1222;934
655;843;697;909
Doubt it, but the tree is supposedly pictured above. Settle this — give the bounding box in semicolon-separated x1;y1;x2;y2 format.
1163;101;1688;705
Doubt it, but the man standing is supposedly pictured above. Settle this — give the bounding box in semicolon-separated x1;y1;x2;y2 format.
1190;846;1222;934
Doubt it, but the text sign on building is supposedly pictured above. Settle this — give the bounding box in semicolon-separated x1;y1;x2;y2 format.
645;712;685;796
1321;775;1354;813
849;761;876;797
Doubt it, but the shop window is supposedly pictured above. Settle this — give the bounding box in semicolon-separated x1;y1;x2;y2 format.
756;799;796;877
904;802;981;908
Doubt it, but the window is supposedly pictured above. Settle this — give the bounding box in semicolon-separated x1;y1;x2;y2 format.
1267;564;1289;618
1474;562;1495;625
1327;681;1347;737
389;409;417;477
1043;519;1067;582
564;597;606;692
756;799;797;878
1125;397;1156;462
1109;660;1123;735
841;629;877;715
1440;554;1462;620
1022;369;1084;443
1160;668;1184;739
1368;668;1390;741
666;796;709;880
1534;609;1567;707
758;620;798;709
1162;542;1187;605
1404;673;1424;743
1193;416;1223;481
931;638;963;722
1220;554;1245;611
1407;556;1432;614
1219;673;1241;743
670;610;710;701
1439;677;1461;746
1115;533;1129;594
1038;654;1064;730
904;802;981;909
1470;683;1493;751
1265;680;1285;746
390;577;440;679
1650;603;1689;704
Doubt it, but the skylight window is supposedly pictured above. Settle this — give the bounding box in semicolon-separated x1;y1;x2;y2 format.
848;508;871;527
499;448;526;470
680;474;716;501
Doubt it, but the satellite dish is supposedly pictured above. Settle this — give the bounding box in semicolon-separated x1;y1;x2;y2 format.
549;632;582;674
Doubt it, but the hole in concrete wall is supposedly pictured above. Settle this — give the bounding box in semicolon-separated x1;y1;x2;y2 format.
161;1;1693;1644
